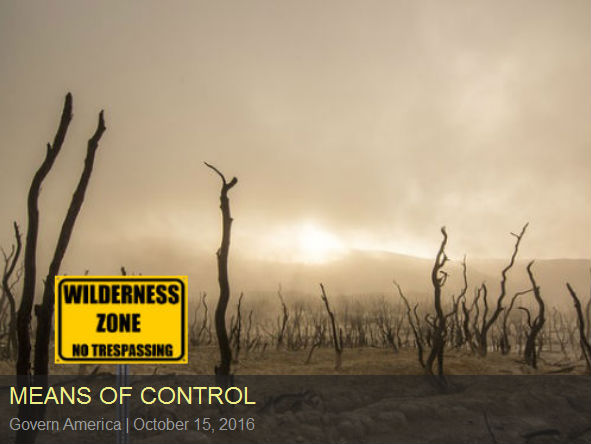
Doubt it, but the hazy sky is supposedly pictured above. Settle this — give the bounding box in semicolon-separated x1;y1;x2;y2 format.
0;1;589;276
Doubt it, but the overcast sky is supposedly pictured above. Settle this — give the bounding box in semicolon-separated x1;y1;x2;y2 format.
0;1;589;275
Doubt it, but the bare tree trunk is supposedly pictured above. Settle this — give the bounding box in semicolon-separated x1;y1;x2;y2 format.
17;93;72;378
34;110;105;376
523;261;545;369
585;296;591;344
395;281;425;368
231;292;243;362
197;292;210;344
276;285;289;350
305;342;321;365
2;222;22;359
425;227;448;381
204;162;237;377
15;95;72;444
304;323;325;365
500;289;532;355
15;94;106;444
566;283;591;372
461;299;473;351
320;283;342;370
477;223;528;357
453;257;468;349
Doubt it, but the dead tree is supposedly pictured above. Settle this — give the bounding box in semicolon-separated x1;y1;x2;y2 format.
566;283;591;372
425;227;449;380
466;287;482;352
204;162;237;377
34;110;106;376
522;261;545;369
476;223;528;356
193;292;211;345
276;284;289;349
230;292;244;362
375;302;401;352
461;299;472;351
472;284;489;350
15;93;106;444
549;308;567;359
244;308;257;356
304;322;326;365
190;304;200;345
319;283;343;370
451;256;468;349
462;284;486;354
17;94;105;376
1;222;22;359
500;289;532;355
17;94;73;378
585;295;590;344
395;281;425;368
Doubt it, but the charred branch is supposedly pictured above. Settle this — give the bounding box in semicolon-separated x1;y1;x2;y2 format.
204;162;237;377
34;109;106;376
320;283;342;370
425;227;448;381
1;222;22;358
566;283;591;372
17;93;73;378
523;261;545;369
477;223;528;356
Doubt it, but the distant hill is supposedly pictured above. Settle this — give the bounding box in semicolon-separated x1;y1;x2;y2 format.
88;239;590;309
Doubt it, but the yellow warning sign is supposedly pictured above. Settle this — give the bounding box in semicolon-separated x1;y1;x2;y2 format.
55;276;188;364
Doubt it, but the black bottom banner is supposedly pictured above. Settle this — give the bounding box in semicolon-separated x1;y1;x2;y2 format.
1;375;589;443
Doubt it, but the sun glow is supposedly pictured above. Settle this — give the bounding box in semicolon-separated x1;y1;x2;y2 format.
254;221;436;264
264;221;347;263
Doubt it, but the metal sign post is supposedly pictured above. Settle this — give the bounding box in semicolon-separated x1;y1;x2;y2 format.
116;364;129;444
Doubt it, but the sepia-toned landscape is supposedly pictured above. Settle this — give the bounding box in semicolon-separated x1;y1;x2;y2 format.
0;2;589;443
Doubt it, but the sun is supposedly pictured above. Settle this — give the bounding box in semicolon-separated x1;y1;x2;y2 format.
262;221;346;263
295;223;345;263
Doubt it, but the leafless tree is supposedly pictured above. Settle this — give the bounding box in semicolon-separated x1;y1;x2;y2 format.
550;307;570;360
450;256;468;349
425;227;450;381
475;223;528;356
243;307;258;356
1;222;22;359
16;94;72;379
585;293;591;344
190;292;211;346
276;284;289;350
461;288;481;354
304;321;326;365
204;162;237;377
319;283;343;370
500;289;532;355
15;93;106;444
375;305;402;352
230;292;244;362
566;283;591;372
33;107;106;377
521;261;545;369
395;281;425;368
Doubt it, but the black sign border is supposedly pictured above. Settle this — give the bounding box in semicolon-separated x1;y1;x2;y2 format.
56;276;187;363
